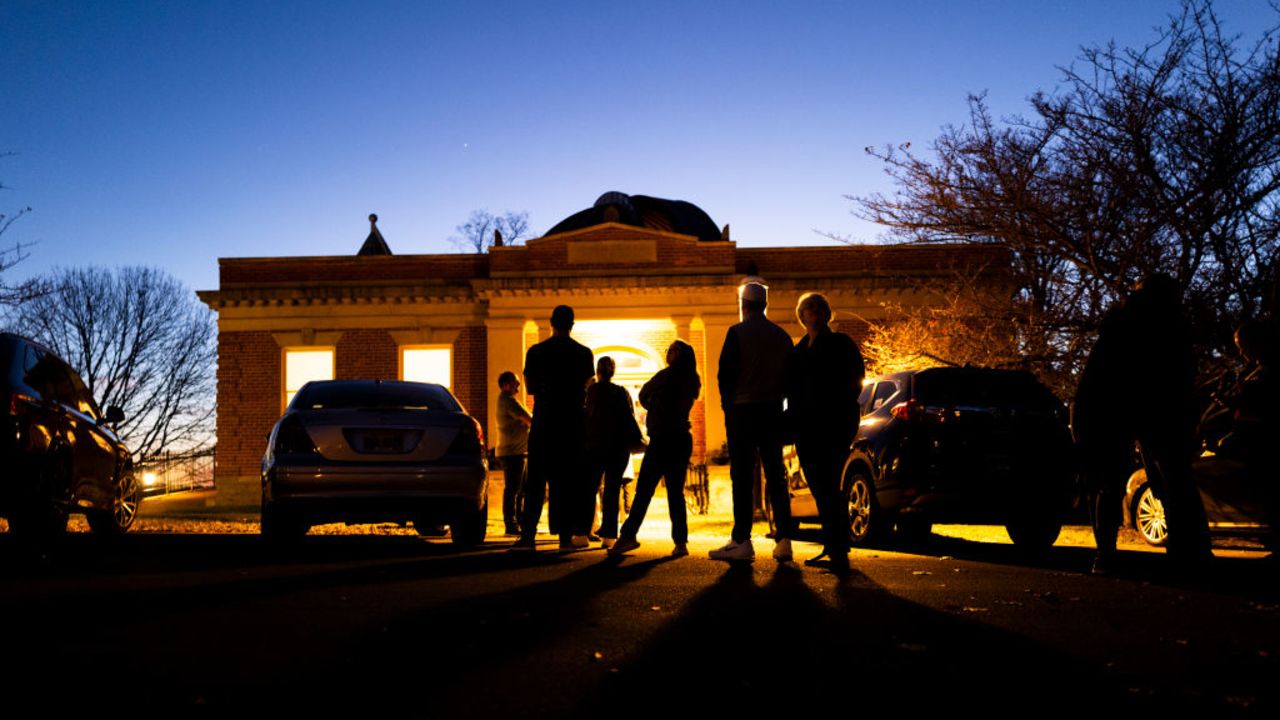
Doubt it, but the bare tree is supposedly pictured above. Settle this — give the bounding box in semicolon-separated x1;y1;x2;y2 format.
5;266;217;460
0;152;45;305
449;209;531;252
853;0;1280;380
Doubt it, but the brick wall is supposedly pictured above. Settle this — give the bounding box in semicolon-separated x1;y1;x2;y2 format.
689;325;707;462
215;331;279;481
737;244;1011;276
453;326;488;436
220;254;489;285
336;329;398;379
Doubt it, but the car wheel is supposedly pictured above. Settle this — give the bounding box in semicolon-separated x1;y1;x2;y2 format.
846;469;882;546
260;498;308;541
1006;515;1063;554
450;498;489;547
87;469;142;536
413;519;449;537
8;453;71;547
1132;485;1168;547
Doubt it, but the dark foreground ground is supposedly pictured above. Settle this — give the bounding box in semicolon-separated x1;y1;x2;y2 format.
2;502;1276;718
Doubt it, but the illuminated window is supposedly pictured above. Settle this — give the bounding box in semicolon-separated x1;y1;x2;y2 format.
401;346;452;388
283;348;334;408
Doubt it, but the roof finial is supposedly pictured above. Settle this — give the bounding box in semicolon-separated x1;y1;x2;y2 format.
358;212;392;256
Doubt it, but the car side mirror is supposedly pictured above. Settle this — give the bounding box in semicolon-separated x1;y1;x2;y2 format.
105;405;125;424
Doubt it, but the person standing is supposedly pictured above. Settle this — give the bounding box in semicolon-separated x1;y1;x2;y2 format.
512;305;596;552
495;371;532;536
585;356;637;547
785;292;864;574
710;280;796;563
1073;273;1210;574
609;340;702;557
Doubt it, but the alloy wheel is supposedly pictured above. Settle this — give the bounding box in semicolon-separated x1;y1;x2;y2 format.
1135;486;1168;546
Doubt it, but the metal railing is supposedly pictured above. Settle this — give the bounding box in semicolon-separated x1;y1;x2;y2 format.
137;447;216;496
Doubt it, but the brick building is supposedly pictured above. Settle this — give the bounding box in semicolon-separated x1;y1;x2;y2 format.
199;193;1008;504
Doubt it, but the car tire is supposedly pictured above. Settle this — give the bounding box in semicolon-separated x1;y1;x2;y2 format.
8;452;72;547
450;498;488;547
1006;515;1063;554
260;499;309;542
846;469;883;546
1131;484;1168;547
87;468;142;536
895;515;932;544
413;519;449;537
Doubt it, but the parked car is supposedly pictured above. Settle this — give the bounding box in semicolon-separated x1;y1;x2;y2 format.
787;366;1076;552
1;332;139;542
261;379;488;544
1126;454;1271;547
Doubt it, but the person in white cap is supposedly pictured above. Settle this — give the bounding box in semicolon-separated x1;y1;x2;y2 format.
709;279;796;562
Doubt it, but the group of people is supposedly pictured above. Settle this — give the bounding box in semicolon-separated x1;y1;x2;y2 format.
496;270;1274;574
496;280;865;573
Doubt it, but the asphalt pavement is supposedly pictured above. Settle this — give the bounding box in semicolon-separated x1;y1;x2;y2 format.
1;489;1277;717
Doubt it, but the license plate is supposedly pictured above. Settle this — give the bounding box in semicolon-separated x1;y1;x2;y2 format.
356;430;414;454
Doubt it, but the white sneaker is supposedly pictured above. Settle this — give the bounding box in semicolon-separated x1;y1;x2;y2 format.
708;538;755;562
772;538;793;563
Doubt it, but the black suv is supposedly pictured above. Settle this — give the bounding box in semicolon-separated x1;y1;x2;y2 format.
1;333;138;542
815;367;1075;551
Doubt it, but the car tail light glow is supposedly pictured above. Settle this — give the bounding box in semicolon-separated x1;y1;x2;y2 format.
274;414;317;454
447;417;484;457
8;392;36;416
890;399;924;422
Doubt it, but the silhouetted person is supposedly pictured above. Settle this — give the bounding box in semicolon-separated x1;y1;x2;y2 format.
710;280;795;563
1073;273;1210;574
610;340;702;557
785;292;865;574
495;371;532;536
1221;318;1280;549
585;356;637;546
512;305;595;552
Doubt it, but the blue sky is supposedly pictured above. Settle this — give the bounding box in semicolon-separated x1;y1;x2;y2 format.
2;1;1276;292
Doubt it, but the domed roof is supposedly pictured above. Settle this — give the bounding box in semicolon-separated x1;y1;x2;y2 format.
543;192;724;242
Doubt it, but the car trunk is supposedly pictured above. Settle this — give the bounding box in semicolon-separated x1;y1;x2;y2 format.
297;409;468;463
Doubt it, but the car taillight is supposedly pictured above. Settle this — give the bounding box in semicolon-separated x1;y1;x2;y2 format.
447;417;484;456
7;392;36;416
890;399;924;422
274;415;316;454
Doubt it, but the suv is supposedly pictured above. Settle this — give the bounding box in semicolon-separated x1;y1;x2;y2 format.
792;367;1075;551
1;333;139;542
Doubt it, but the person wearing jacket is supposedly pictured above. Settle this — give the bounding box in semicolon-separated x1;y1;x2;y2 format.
785;292;864;574
609;340;702;557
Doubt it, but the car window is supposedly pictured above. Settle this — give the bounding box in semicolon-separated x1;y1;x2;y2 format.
24;349;78;408
913;369;1058;409
292;381;461;411
65;366;101;420
872;381;899;411
857;383;874;416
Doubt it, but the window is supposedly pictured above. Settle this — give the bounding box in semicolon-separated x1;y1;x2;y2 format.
401;346;452;388
872;381;899;411
284;348;334;409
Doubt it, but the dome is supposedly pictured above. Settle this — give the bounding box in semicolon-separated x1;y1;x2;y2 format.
543;192;724;242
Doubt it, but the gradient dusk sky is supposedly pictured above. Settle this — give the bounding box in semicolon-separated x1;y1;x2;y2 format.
2;1;1276;292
